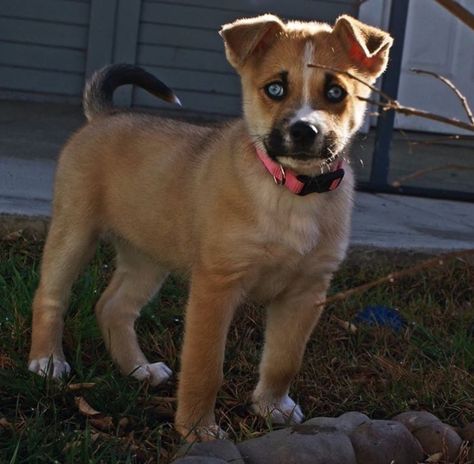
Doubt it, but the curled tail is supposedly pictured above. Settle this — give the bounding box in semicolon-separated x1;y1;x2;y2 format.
83;63;181;121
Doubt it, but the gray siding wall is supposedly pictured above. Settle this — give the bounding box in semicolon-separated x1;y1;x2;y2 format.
0;0;90;100
0;0;358;116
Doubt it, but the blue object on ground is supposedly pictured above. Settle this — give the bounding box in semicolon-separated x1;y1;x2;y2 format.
353;306;406;333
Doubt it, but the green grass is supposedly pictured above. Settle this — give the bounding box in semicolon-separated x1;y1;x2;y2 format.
0;234;473;463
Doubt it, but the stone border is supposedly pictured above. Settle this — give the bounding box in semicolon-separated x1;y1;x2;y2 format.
172;411;472;464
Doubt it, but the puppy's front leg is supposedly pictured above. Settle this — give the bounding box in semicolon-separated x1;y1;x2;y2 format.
252;277;331;424
175;267;241;441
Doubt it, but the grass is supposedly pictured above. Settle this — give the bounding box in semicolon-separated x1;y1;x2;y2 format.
0;233;473;463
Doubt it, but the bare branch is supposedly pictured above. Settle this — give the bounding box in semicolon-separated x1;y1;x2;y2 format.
358;97;474;132
434;0;474;30
307;63;474;132
391;164;474;187
316;249;474;310
411;68;474;125
408;134;474;146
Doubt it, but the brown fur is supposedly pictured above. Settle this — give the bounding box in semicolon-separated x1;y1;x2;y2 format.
29;14;392;440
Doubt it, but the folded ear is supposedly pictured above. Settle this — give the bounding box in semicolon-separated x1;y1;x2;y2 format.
219;14;285;69
333;15;393;78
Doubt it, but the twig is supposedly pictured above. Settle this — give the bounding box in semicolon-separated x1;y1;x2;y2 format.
359;96;474;132
411;68;474;125
434;0;474;30
308;63;474;133
398;128;415;154
408;134;474;146
331;315;357;333
316;249;474;310
391;164;474;187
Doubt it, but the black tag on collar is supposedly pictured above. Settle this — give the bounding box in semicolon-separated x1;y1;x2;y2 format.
296;168;345;196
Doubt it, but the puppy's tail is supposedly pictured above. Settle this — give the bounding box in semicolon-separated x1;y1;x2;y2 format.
83;63;181;121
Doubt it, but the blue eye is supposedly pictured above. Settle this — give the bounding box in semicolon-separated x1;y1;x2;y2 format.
264;81;286;100
326;84;346;103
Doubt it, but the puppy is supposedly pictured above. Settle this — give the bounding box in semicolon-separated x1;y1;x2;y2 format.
28;14;392;440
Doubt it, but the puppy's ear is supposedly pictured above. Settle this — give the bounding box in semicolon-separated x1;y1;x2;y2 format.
333;15;393;78
220;14;284;69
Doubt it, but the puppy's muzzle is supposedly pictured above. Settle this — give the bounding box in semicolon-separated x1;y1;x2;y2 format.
266;121;334;162
289;121;319;150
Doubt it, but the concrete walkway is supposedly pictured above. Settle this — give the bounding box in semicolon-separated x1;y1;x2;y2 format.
0;100;473;251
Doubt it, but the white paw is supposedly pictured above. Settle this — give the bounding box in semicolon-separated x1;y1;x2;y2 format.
28;357;71;379
193;424;228;441
179;424;228;442
252;394;304;425
131;362;172;386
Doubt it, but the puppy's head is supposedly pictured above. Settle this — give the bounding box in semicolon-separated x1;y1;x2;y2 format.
220;14;393;175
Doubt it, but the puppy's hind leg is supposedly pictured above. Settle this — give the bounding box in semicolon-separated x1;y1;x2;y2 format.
29;218;98;378
94;242;171;386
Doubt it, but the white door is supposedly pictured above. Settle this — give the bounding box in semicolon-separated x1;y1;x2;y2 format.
360;0;474;135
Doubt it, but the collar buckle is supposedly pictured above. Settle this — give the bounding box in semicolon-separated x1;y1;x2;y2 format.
296;167;345;196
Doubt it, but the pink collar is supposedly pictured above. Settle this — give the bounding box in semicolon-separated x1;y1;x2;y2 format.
255;146;344;196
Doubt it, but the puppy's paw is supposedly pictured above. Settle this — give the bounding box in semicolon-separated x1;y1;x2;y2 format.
194;425;228;442
178;424;228;443
252;394;304;425
131;362;172;386
28;357;71;379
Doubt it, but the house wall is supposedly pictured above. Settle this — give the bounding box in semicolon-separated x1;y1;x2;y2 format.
0;1;90;100
0;0;358;117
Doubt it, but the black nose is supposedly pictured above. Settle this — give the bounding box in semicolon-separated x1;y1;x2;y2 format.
289;121;318;147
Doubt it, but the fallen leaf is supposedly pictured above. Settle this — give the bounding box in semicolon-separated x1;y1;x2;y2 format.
426;452;443;462
68;382;96;391
118;417;129;430
75;396;101;417
89;416;114;432
331;315;357;333
0;353;14;369
0;418;13;429
2;230;23;241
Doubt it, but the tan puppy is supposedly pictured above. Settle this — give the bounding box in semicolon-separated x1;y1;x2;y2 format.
28;14;392;440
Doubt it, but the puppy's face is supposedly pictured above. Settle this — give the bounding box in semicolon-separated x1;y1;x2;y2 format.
221;15;393;176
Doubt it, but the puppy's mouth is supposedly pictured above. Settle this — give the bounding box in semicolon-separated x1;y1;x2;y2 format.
275;153;338;175
264;129;340;174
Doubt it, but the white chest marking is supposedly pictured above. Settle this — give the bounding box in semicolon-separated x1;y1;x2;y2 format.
258;191;321;255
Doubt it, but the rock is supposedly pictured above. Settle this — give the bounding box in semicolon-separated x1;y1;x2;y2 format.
392;411;440;432
460;423;474;442
238;427;357;464
350;420;424;464
336;412;372;434
172;457;228;464
299;416;342;441
412;422;462;462
304;411;370;434
177;440;244;464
